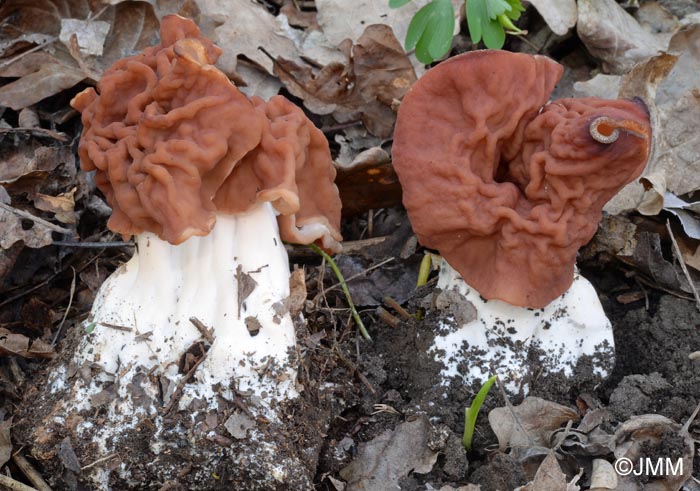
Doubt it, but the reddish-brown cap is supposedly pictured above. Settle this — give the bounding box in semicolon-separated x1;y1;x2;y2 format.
71;15;342;250
392;50;651;308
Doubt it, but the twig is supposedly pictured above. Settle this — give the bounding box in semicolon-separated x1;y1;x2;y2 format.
0;126;68;141
52;240;134;248
162;345;209;414
680;400;700;436
81;453;119;471
12;453;52;491
376;307;400;328
0;202;73;235
309;244;372;341
100;322;133;332
383;296;412;320
52;267;76;345
333;345;376;395
0;37;58;70
666;220;700;312
189;317;214;344
0;474;39;491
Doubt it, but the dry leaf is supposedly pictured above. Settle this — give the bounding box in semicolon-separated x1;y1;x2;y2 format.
0;205;56;249
632;232;692;293
613;415;693;491
33;187;77;225
577;0;669;73
0;328;54;358
59;19;111;56
527;0;578;36
589;458;618;490
514;452;570;491
488;397;579;451
197;0;303;76
339;415;441;490
0;418;11;469
0;0;159;110
275;24;416;138
315;0;461;75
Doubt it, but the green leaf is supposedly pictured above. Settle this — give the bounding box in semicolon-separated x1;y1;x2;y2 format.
463;374;498;451
482;15;506;48
405;0;455;63
485;0;511;19
84;322;96;334
505;0;525;20
466;0;487;44
389;0;413;8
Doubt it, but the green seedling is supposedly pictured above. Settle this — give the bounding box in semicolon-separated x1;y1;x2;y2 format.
462;374;498;450
309;243;372;341
391;0;526;63
416;252;433;288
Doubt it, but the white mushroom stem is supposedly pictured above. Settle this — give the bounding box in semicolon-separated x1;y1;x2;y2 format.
432;258;615;394
53;202;298;419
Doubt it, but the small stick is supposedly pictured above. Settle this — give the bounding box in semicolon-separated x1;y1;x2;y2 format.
12;453;52;491
383;296;412;320
81;453;118;471
52;267;76;345
52;240;134;248
0;127;68;141
334;346;376;395
0;474;40;491
189;317;214;344
100;322;133;332
666;220;700;312
376;307;400;328
0;202;72;235
162;345;208;414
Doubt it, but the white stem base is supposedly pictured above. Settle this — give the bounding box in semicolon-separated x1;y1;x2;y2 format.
432;259;615;394
45;203;301;486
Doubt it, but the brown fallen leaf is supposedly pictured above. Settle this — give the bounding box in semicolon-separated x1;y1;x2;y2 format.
0;0;159;110
339;414;442;490
613;414;693;491
489;397;580;451
275;24;416;138
576;0;670;74
0;328;54;358
514;452;575;491
33;187;77;225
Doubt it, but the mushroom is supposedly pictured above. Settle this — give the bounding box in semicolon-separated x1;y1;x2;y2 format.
37;15;341;487
392;50;651;391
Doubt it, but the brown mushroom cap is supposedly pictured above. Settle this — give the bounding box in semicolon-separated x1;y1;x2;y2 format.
71;15;342;250
392;51;651;308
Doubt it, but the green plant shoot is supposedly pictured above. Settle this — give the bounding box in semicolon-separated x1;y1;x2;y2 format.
462;374;498;450
466;0;525;49
390;0;525;63
403;0;455;64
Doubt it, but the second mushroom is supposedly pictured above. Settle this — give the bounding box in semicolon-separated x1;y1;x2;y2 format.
392;50;651;393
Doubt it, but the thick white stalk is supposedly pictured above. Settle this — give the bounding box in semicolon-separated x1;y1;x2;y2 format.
432;259;615;393
48;202;298;459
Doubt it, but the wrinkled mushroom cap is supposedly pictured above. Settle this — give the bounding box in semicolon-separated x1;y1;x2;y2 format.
392;50;651;308
72;15;342;251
